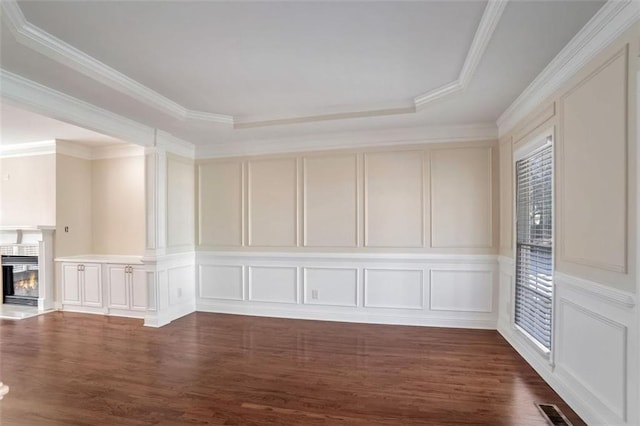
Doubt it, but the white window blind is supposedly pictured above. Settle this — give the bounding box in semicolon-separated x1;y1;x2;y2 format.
515;140;553;350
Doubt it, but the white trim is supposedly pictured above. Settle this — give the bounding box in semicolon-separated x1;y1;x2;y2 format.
414;0;508;108
0;140;56;158
54;139;93;160
498;322;612;426
1;139;146;160
196;123;498;159
497;0;640;136
88;143;145;160
512;128;555;355
555;272;636;309
0;0;233;126
198;299;496;330
0;0;505;127
0;70;156;146
196;250;497;264
513;127;553;161
155;130;196;159
196;301;497;330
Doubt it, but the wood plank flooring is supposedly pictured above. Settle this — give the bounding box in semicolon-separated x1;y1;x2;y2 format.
0;312;584;425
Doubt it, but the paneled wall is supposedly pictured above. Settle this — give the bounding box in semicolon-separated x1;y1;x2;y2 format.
196;141;499;329
197;141;498;253
497;24;638;426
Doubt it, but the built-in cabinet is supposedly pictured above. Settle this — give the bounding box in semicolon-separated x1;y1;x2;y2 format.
106;264;146;314
61;262;102;307
56;256;146;318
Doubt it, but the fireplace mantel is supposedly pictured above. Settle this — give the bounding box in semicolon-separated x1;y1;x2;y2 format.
0;226;55;311
0;226;55;246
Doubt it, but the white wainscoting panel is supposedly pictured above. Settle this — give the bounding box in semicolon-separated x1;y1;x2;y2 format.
199;265;244;301
197;252;498;329
364;268;423;309
249;266;298;304
497;258;637;426
557;299;627;420
144;251;196;328
303;267;358;307
168;265;195;306
430;269;493;312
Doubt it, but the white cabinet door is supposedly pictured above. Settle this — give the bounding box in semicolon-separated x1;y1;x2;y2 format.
107;265;129;309
130;266;146;311
61;264;81;305
82;264;102;307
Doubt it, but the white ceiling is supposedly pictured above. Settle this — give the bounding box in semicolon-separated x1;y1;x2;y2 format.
0;102;126;146
0;0;605;149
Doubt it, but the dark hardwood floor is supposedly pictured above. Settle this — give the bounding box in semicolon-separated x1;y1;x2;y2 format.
0;312;583;425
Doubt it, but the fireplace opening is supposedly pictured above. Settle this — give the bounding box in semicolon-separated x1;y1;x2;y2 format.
1;255;39;306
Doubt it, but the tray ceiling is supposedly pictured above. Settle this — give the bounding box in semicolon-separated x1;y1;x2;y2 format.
0;0;605;148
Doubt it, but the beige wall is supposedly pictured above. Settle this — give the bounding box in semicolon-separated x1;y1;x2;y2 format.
498;24;638;292
0;154;56;226
167;154;195;249
197;140;499;254
55;154;92;257
92;156;145;255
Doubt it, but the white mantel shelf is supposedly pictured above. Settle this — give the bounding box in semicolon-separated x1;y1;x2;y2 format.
55;254;143;264
0;226;56;231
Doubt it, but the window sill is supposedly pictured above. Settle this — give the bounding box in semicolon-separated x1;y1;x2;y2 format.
513;324;553;366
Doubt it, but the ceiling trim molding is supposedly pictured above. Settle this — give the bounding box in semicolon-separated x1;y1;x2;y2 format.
195;123;498;159
155;130;196;159
1;139;145;160
55;139;93;160
56;139;145;160
1;0;505;128
90;143;146;160
0;69;157;146
0;0;233;126
234;106;415;129
414;0;508;108
497;0;640;136
0;140;56;158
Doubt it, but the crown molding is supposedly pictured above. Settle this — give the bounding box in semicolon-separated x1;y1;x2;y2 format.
0;69;157;146
1;139;146;160
54;139;93;160
414;0;508;108
497;0;640;136
155;130;196;159
56;139;145;160
91;143;145;160
0;140;56;158
196;122;498;159
183;110;234;125
234;106;415;129
1;0;505;128
0;0;233;126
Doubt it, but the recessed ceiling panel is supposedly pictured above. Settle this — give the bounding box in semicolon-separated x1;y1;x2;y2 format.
18;1;486;118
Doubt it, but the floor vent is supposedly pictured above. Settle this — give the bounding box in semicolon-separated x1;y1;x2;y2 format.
536;403;572;426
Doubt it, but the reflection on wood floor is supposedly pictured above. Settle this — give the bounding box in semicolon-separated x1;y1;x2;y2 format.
0;312;584;425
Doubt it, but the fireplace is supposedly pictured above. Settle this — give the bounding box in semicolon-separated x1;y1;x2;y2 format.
2;255;39;306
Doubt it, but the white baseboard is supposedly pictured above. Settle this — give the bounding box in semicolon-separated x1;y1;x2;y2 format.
197;299;497;329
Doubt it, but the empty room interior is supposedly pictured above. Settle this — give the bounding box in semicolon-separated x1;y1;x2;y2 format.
0;0;638;424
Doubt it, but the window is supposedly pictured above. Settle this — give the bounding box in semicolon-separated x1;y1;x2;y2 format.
515;137;553;351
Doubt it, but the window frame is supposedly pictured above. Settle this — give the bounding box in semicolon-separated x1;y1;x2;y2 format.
512;127;555;362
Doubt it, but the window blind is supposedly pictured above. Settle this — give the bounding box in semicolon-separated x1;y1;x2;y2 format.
515;141;553;350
